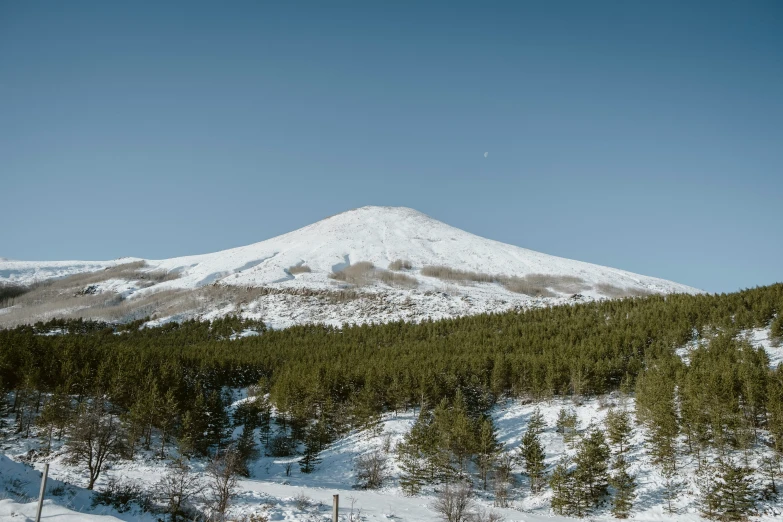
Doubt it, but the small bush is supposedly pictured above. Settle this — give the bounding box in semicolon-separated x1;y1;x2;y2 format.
268;435;294;457
500;277;555;297
388;259;412;271
421;266;494;283
355;450;389;489
329;262;375;286
595;283;653;298
294;492;313;510
92;477;146;513
375;269;418;289
288;264;312;275
433;483;474;522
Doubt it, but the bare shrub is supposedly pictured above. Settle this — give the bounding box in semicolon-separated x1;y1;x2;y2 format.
355;450;389;489
470;508;505;522
595;283;654;299
65;401;126;490
329;261;375;286
433;483;474;522
521;273;587;294
156;459;205;521
293;492;313;510
420;266;589;297
288;264;312;275
500;277;555;297
388;259;412;271
206;449;241;522
0;283;30;308
421;266;495;284
91;476;146;513
374;269;418;289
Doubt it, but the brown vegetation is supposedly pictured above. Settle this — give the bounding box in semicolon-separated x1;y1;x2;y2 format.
388;259;413;271
287;264;312;275
420;265;589;297
329;261;376;286
595;283;655;298
374;269;418;289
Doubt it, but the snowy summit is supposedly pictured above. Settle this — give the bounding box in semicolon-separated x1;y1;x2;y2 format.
0;206;699;328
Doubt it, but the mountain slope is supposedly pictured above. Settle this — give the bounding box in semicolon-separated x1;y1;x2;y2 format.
0;206;700;328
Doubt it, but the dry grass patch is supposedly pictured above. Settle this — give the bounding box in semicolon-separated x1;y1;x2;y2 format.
420;265;494;283
595;283;655;298
329;262;375;286
500;277;556;298
288;264;312;275
421;265;590;297
374;269;418;289
388;259;412;271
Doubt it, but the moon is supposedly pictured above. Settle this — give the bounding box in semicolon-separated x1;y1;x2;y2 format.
484;152;488;158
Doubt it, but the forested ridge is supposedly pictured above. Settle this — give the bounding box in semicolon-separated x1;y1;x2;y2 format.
1;283;783;520
2;284;781;413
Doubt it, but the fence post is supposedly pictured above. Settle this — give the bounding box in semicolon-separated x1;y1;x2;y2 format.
332;493;339;522
35;463;49;522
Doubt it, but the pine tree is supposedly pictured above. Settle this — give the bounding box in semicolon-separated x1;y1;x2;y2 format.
609;454;636;518
235;426;259;477
299;427;322;473
156;389;179;458
661;460;681;515
474;418;501;490
178;392;210;457
493;454;514;508
519;427;546;493
761;454;780;497
549;457;575;516
556;407;578;445
206;390;231;455
573;426;610;505
528;407;546;436
715;458;756;521
605;408;632;454
36;389;71;453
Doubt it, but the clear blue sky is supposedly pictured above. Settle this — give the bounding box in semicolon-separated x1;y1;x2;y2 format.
1;1;781;293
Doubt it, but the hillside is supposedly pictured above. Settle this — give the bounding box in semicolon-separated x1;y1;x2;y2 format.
1;285;782;521
0;207;700;329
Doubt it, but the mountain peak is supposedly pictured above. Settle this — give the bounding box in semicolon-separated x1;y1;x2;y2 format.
0;206;701;329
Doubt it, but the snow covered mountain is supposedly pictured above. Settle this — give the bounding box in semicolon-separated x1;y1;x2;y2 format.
0;206;700;328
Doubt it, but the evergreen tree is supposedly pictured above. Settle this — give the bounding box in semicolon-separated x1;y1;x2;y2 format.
474;418;501;490
156;389;179;458
715;459;756;521
549;457;576;516
299;427;322;473
573;425;610;505
556;407;578;445
178;392;210;457
36;389;71;453
528;407;545;436
235;426;259;477
761;454;780;497
206;390;231;455
609;454;636;519
519;426;547;493
605;408;632;454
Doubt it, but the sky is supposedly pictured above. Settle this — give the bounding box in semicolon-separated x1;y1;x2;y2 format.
1;1;781;293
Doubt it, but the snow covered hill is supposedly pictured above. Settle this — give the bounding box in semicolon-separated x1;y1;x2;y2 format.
0;206;700;328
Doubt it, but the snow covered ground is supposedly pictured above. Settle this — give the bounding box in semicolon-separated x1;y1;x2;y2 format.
0;207;701;329
3;385;782;521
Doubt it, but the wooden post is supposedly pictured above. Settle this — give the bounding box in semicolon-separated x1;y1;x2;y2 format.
332;494;339;522
35;463;49;522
